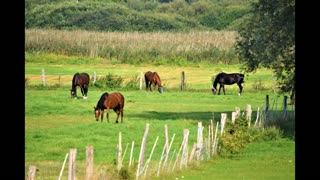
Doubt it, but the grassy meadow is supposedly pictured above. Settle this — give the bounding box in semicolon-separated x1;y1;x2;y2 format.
25;61;294;179
25;30;294;179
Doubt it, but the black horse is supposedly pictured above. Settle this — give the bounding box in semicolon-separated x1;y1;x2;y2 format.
71;72;90;99
211;72;245;95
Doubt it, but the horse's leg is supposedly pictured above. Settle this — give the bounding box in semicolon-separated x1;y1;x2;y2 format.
100;110;104;122
222;85;226;95
115;109;120;123
146;80;149;92
84;85;88;99
80;86;85;99
120;108;123;123
106;107;110;123
218;84;222;95
237;83;243;96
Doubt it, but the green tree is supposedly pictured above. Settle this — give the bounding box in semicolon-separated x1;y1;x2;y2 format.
235;0;295;96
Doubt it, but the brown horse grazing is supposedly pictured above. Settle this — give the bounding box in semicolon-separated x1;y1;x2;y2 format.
94;92;124;123
71;72;90;99
145;71;163;93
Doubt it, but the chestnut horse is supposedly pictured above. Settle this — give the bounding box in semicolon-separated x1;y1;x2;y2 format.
211;72;245;96
71;72;90;99
144;71;163;93
94;92;125;123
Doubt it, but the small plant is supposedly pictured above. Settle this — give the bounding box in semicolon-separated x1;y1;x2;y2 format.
94;73;123;89
252;79;266;90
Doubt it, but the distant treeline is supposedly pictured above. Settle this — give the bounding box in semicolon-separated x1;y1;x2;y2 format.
25;0;251;32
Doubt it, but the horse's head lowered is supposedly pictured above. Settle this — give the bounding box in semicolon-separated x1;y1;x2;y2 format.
211;86;217;94
94;106;101;121
71;88;77;98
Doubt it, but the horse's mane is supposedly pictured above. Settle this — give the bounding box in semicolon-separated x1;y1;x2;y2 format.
97;92;109;109
153;72;162;87
72;72;80;87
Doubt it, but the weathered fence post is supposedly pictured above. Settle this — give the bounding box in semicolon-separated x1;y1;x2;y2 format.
181;71;185;91
246;104;252;127
68;148;77;180
140;72;143;90
136;123;150;179
41;68;46;86
143;136;159;177
93;71;96;84
220;113;227;135
129;141;135;167
212;121;219;156
86;146;93;180
232;112;236;124
58;153;69;180
180;129;189;169
27;165;37;180
283;95;288;120
118;132;123;171
162;133;175;171
196;122;204;160
189;142;197;162
266;95;269;120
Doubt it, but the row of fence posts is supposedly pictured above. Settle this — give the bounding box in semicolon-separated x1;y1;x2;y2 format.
28;103;262;180
39;69;186;90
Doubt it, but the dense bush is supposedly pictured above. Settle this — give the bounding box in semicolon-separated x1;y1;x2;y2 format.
26;0;251;31
218;116;283;157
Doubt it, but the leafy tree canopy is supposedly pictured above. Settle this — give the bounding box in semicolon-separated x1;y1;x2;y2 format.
235;0;295;95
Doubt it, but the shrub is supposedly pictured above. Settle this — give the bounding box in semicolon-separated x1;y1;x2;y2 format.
94;73;123;89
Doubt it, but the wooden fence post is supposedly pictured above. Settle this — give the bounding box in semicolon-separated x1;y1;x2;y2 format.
41;68;46;86
68;148;77;180
163;124;169;169
140;72;143;90
246;104;252;127
180;129;189;169
220;113;227;135
181;71;185;91
266;95;269;120
86;146;93;180
93;72;96;84
27;165;37;180
283;95;288;120
136;123;150;179
196;122;203;160
118;132;123;171
58;153;69;180
129;141;135;167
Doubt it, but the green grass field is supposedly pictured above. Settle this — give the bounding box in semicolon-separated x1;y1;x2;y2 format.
25;61;294;179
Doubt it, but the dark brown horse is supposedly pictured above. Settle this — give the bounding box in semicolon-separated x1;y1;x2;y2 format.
94;92;125;123
71;72;90;99
145;71;163;93
211;72;245;96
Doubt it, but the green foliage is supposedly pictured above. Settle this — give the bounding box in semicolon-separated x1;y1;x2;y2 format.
124;74;140;90
93;73;123;89
252;78;267;90
235;0;295;94
219;116;284;157
26;0;251;31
